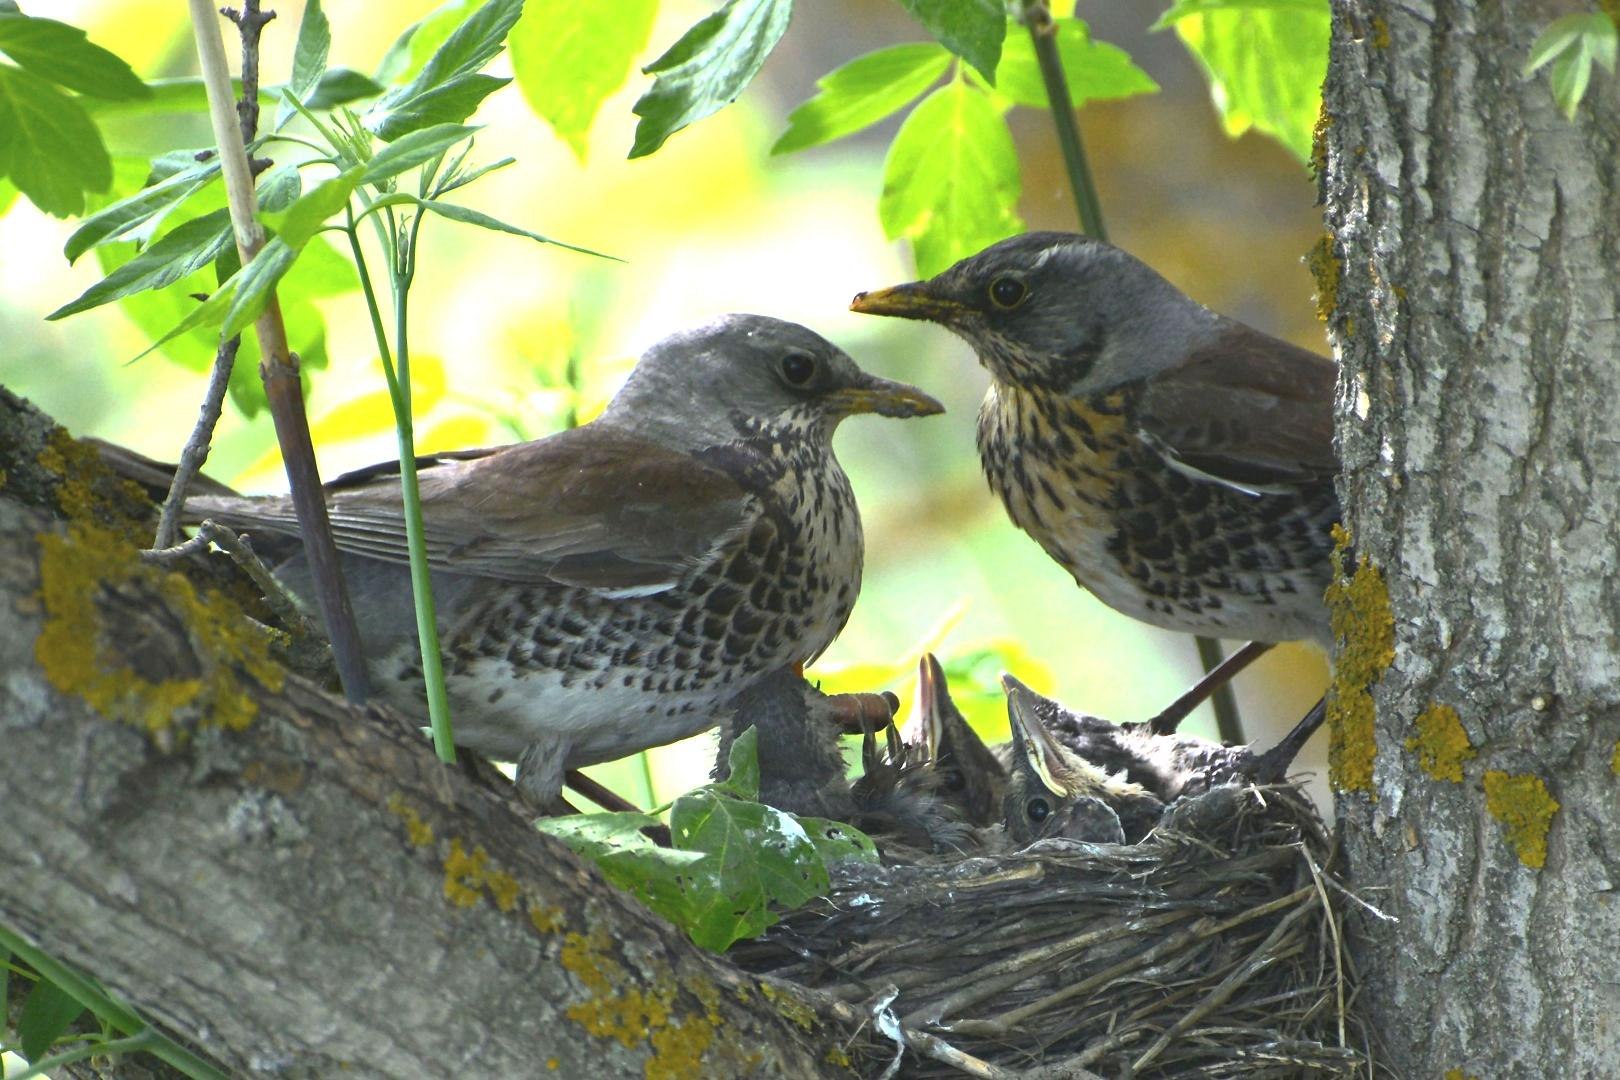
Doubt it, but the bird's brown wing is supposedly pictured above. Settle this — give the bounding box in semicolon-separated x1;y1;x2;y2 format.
190;427;755;593
1134;323;1337;493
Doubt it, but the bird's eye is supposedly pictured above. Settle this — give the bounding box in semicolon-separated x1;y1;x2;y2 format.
780;352;816;385
1026;797;1050;823
988;276;1028;309
942;771;966;793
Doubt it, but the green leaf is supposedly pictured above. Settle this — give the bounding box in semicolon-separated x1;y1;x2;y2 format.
796;814;881;864
1171;1;1329;165
0;64;110;217
669;789;828;951
376;0;479;86
1153;0;1323;27
714;726;763;799
63;159;219;261
370;0;520;139
511;0;658;161
371;72;508;141
220;237;299;340
0;175;19;216
417;195;618;260
994;18;1158;109
361;122;479;183
0;11;149;100
264;166;362;249
629;0;793;159
538;812;705;928
1524;15;1615;120
275;0;330;128
17;976;85;1062
131;267;239;361
306;67;385;109
772;42;950;155
879;79;1023;277
383;0;522;103
897;0;1004;82
48;208;232;319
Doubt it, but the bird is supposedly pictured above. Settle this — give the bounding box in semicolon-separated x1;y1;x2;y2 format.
850;233;1339;692
901;652;1008;829
999;673;1325;846
1000;673;1166;846
185;314;944;807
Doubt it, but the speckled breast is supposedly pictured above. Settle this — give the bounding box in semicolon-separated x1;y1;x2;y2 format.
977;382;1335;644
435;424;862;708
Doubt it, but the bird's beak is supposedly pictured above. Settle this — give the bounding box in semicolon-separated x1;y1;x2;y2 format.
850;282;967;323
828;373;945;418
918;653;946;757
1002;674;1073;798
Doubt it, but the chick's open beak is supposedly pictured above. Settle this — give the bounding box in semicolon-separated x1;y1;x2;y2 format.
828;373;945;418
850;282;967;323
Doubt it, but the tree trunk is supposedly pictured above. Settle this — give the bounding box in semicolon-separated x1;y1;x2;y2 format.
1323;2;1620;1076
0;391;857;1077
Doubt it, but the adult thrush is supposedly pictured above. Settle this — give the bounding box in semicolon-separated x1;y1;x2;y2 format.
851;232;1339;648
190;315;942;804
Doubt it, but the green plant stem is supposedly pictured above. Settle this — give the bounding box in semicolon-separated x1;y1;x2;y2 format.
1021;0;1106;240
1022;0;1244;742
7;1032;156;1080
343;207;455;763
0;925;226;1080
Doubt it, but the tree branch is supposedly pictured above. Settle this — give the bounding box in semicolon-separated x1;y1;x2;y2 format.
0;407;859;1075
186;0;372;704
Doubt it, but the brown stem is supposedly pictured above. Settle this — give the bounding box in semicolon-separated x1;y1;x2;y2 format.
152;338;237;551
1149;640;1272;736
189;0;370;704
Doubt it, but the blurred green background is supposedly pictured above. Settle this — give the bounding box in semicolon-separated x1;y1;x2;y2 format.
0;0;1331;808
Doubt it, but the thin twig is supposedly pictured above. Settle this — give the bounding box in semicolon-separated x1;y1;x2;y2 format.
1150;640;1272;735
1021;0;1247;744
152;339;238;550
189;0;371;704
144;519;321;644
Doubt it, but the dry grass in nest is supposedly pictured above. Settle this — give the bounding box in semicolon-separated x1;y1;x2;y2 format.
733;782;1391;1078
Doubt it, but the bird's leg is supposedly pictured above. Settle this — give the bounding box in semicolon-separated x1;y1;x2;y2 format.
1147;640;1273;736
1252;697;1327;783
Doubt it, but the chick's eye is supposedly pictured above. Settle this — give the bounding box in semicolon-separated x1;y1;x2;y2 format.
1026;797;1050;823
781;352;816;385
988;276;1028;309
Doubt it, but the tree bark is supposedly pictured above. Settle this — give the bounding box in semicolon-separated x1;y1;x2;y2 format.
1323;2;1620;1076
0;391;856;1077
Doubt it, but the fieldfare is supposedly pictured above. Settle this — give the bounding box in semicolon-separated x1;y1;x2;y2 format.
902;653;1008;829
999;674;1325;846
851;233;1338;660
189;315;942;805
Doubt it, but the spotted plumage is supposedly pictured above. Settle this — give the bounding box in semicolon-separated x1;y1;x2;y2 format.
853;232;1339;647
188;315;942;804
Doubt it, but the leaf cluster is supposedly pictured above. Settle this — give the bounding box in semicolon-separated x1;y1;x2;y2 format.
539;729;877;952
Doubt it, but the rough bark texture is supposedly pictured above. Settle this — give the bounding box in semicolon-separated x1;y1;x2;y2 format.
1323;2;1620;1076
0;390;858;1078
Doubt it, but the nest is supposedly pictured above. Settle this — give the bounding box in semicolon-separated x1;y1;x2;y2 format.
732;781;1386;1078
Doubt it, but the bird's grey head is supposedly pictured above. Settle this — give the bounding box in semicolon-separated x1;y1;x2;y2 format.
602;314;942;449
851;232;1220;397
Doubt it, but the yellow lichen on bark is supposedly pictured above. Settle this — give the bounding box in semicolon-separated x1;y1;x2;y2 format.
1307;234;1341;324
1482;771;1559;869
1324;525;1394;793
35;521;283;737
441;838;518;910
387;793;435;847
1406;703;1474;782
1611;740;1620;777
559;923;744;1078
